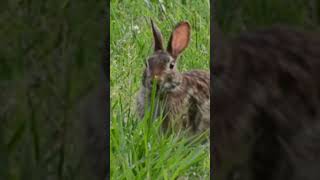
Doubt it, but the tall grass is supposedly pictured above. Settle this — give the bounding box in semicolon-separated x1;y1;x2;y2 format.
110;0;210;179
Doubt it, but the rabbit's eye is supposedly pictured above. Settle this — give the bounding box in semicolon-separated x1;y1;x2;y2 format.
169;63;175;69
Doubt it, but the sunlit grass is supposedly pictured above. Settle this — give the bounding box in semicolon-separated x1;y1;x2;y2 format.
110;0;210;179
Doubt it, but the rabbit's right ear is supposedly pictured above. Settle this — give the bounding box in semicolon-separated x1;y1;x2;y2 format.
151;19;164;51
167;21;191;59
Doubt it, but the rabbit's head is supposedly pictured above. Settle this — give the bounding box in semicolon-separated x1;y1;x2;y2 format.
142;20;191;93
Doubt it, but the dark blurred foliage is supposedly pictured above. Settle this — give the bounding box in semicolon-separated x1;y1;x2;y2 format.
216;0;320;35
0;0;107;179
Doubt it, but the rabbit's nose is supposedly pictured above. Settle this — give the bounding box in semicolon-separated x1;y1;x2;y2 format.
151;75;161;82
149;76;160;89
154;75;160;80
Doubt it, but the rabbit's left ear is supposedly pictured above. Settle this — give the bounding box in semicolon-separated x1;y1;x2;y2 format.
167;21;191;59
151;19;164;51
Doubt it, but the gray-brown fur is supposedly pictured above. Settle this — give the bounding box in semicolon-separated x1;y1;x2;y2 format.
213;25;320;180
136;20;210;134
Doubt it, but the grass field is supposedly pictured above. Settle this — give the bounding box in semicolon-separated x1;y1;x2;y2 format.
110;0;210;179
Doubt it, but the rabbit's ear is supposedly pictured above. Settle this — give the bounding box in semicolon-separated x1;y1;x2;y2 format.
167;21;191;59
151;19;164;51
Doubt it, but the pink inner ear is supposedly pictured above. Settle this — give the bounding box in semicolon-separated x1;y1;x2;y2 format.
172;24;190;56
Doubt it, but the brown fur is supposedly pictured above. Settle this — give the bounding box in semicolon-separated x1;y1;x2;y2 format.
212;25;320;180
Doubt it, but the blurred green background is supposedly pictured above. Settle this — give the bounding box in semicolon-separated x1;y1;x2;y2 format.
0;0;106;179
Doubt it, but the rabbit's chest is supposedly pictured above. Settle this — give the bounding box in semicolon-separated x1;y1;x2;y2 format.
161;92;191;115
160;86;210;133
160;92;196;129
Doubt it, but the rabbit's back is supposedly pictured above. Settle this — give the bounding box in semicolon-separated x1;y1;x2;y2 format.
213;25;320;180
214;26;320;121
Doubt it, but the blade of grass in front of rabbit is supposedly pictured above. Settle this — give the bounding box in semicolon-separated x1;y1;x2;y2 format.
151;78;159;121
152;93;159;122
143;78;158;179
158;96;167;135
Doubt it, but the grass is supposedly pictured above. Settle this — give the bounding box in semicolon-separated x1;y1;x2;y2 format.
110;0;210;179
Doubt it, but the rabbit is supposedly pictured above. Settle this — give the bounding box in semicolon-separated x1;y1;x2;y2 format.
136;20;210;134
212;25;320;180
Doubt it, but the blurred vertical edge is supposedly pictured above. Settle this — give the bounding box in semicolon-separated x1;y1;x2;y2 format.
210;0;215;179
105;0;111;179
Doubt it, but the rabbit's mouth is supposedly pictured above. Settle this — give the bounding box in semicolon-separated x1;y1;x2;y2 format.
159;81;180;93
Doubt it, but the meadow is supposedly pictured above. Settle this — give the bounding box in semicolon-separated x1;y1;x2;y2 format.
110;0;210;179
